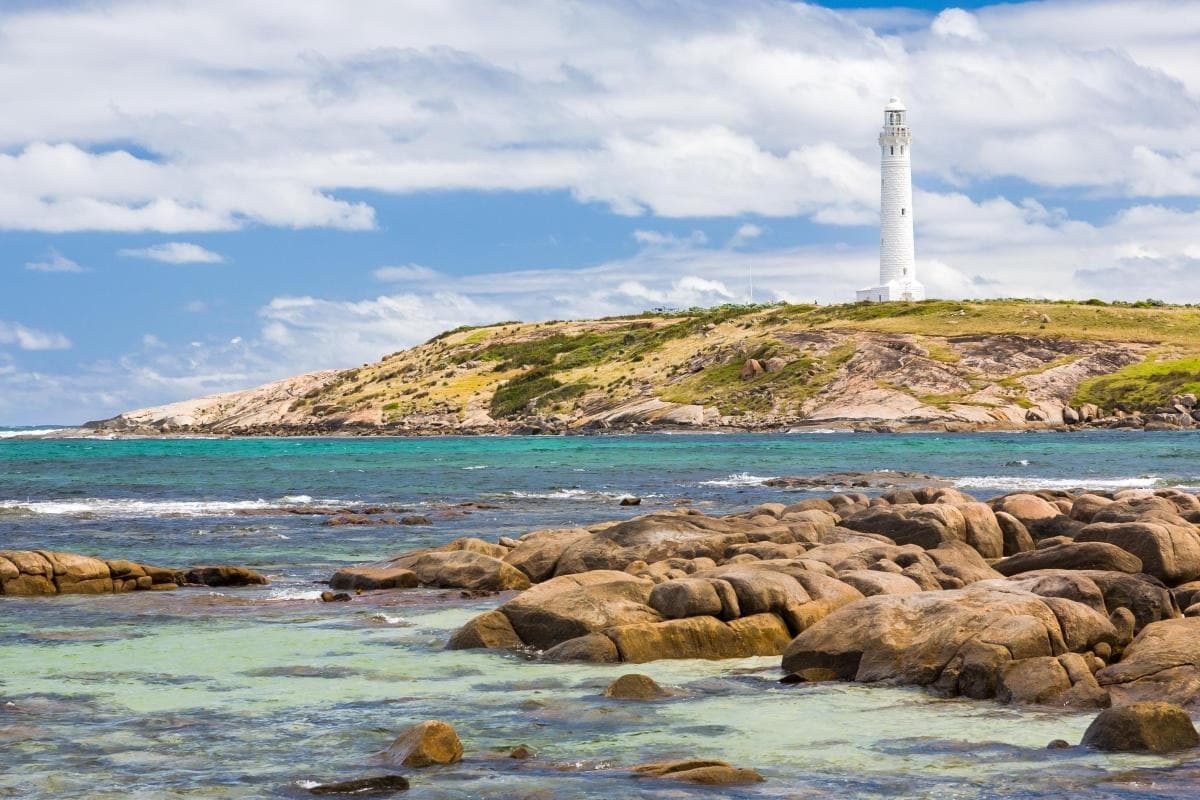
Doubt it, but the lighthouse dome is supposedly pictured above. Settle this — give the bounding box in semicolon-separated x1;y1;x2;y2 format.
884;96;906;112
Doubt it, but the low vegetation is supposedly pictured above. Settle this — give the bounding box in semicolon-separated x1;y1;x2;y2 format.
1073;357;1200;412
268;299;1200;427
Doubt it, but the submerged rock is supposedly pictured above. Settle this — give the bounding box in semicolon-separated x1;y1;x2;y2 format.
632;759;764;785
1081;702;1199;752
603;673;672;700
308;775;410;795
380;720;463;768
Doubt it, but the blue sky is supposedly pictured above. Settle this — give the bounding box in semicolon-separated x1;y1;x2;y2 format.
3;0;1200;424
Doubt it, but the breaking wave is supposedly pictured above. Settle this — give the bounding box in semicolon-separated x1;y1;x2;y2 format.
698;472;777;487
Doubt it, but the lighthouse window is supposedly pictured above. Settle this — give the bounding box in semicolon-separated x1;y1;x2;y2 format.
901;208;906;215
900;146;904;154
890;145;894;155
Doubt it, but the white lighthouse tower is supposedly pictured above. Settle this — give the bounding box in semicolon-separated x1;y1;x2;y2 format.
858;97;925;302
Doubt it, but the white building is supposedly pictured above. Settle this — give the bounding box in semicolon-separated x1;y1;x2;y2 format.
857;97;925;303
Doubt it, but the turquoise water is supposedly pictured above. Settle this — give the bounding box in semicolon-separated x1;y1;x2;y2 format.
2;432;1199;797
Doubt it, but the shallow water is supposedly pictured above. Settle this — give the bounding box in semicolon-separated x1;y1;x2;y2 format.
2;432;1200;797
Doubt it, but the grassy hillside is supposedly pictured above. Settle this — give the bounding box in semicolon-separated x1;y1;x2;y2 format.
275;298;1200;428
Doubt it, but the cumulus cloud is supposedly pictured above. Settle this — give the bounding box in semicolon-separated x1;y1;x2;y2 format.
0;1;1194;233
0;321;72;351
118;241;226;264
24;248;85;273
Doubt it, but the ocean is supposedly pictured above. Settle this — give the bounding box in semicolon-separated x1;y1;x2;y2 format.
2;431;1198;798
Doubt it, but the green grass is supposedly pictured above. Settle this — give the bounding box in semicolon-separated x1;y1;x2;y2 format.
1072;357;1200;412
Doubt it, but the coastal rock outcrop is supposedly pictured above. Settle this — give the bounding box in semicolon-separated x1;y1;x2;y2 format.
780;587;1117;703
0;550;266;596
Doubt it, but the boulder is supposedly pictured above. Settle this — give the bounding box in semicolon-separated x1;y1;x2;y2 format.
632;759;764;785
1081;702;1199;752
1069;494;1114;523
840;504;968;551
500;572;658;650
380;721;463;768
647;578;724;619
954;503;1005;559
1076;521;1200;584
991;494;1060;527
781;587;1117;700
445;610;524;651
606;613;792;662
1096;618;1200;709
502;528;592;582
543;633;620;663
329;566;419;591
994;542;1143;576
400;550;532;591
838;570;923;597
995;511;1035;556
997;653;1109;708
603;673;672;700
994;569;1175;635
183;566;268;587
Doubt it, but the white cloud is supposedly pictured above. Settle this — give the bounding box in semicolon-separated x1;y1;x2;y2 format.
931;9;987;42
729;223;764;247
24;248;85;273
183;300;209;313
372;264;440;282
118;241;226;264
0;321;71;351
0;1;1193;233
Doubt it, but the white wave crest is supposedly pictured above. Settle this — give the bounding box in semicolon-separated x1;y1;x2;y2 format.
955;476;1162;491
0;428;65;439
0;495;331;517
699;472;777;487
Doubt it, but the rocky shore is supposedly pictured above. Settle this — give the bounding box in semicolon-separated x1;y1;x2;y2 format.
76;302;1200;437
331;485;1200;718
0;550;267;595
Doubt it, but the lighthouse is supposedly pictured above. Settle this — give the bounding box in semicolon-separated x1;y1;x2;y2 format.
857;97;925;302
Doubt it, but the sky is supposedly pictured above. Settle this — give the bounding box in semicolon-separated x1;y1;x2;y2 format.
3;0;1200;425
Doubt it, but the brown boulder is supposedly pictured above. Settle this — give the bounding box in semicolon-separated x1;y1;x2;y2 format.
1096;618;1200;709
1076;521;1200;584
603;673;672;700
781;587;1115;700
997;653;1109;707
380;720;463;768
401;550;532;591
606;613;791;662
329;566;419;591
1081;702;1199;752
632;759;764;785
446;610;524;651
840;504;968;551
991;494;1060;526
543;633;620;662
183;565;268;587
500;572;658;650
994;542;1143;576
502;528;592;582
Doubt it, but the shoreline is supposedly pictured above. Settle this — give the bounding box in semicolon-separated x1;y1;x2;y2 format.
21;419;1191;440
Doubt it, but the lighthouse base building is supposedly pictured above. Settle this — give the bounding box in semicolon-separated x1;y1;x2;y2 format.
858;97;925;303
856;280;926;303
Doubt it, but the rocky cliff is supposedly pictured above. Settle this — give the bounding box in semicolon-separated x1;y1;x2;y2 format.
87;300;1200;435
